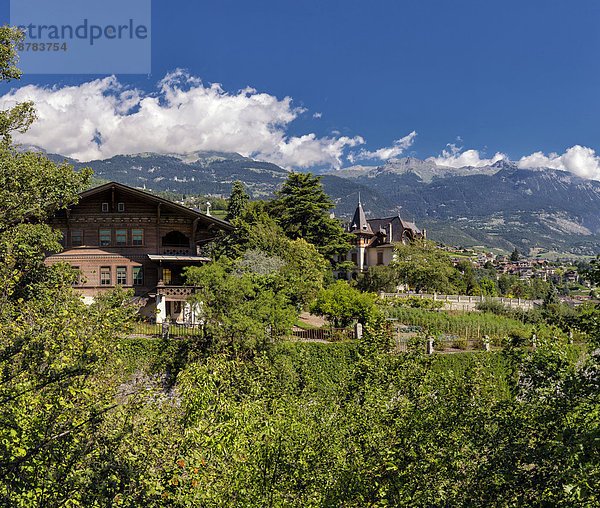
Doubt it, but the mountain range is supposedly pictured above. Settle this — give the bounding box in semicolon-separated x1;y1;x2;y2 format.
31;146;600;257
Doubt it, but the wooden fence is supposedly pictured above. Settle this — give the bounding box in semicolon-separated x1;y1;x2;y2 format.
287;327;355;342
131;322;355;342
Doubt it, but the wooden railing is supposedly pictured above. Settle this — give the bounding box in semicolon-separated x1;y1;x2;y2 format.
156;285;198;298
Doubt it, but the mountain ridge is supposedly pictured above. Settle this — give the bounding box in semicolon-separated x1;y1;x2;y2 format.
24;148;600;256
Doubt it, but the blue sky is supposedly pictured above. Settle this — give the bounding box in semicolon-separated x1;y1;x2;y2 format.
0;0;599;176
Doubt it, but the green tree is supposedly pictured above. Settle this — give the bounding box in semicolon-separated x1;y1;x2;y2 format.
0;27;138;504
391;240;456;293
184;260;297;353
511;247;520;262
310;280;379;327
498;274;514;296
480;277;498;296
225;180;250;221
358;265;400;293
269;172;351;263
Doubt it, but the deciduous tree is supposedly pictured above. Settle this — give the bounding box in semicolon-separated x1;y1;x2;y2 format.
391;240;455;293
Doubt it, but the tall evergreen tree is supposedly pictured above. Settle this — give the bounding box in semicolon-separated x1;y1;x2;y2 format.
269;172;351;263
226;180;250;221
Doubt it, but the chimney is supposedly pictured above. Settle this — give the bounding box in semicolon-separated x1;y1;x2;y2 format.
387;222;392;244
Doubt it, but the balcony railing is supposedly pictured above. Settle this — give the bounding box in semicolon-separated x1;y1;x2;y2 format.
156;285;198;298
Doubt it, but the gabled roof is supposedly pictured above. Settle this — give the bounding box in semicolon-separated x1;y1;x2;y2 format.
78;181;234;231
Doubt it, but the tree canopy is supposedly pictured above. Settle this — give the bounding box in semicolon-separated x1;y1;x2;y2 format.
225;180;250;221
392;240;456;293
269;172;351;263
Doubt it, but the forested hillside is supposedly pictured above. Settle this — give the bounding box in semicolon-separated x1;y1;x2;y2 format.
38;147;600;255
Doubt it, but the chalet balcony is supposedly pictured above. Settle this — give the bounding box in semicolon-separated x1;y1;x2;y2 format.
156;284;199;300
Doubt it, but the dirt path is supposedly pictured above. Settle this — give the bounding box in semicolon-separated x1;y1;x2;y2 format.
298;312;327;328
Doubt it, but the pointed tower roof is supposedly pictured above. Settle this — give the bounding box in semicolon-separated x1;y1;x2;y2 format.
348;195;373;235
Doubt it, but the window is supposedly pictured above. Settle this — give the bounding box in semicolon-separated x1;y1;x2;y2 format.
116;229;127;246
100;267;111;285
162;268;172;284
351;252;358;265
116;266;127;285
133;266;144;286
162;230;190;247
71;230;83;247
100;229;111;246
102;202;109;212
132;229;144;246
377;251;384;266
117;202;125;212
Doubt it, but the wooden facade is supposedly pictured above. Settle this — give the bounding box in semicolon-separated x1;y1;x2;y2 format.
45;182;233;322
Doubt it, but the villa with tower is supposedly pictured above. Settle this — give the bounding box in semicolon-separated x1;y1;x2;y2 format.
336;199;426;280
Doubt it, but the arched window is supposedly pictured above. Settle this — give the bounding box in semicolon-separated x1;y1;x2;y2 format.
162;230;190;247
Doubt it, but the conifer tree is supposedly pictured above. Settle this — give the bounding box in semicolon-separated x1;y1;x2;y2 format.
226;180;250;221
269;172;351;263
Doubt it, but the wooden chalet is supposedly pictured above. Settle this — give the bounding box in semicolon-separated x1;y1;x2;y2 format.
45;181;233;323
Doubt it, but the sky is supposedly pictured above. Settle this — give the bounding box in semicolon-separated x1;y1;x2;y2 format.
0;0;599;177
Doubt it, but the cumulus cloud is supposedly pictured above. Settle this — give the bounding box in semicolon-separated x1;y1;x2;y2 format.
431;143;600;180
352;131;417;162
430;143;507;168
518;145;600;180
0;70;363;169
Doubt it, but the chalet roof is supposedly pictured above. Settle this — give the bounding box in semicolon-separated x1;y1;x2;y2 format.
348;199;373;235
78;181;234;231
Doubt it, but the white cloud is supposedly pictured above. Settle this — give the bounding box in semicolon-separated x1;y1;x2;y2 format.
518;145;600;180
430;143;507;168
312;112;322;118
353;131;417;161
0;70;363;169
431;142;600;181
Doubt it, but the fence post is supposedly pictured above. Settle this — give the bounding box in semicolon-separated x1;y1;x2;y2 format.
483;335;490;352
161;321;169;340
426;336;434;354
354;322;363;341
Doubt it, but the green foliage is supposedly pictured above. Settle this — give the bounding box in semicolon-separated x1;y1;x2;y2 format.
386;305;561;342
388;296;445;310
226;180;250;221
269;172;351;263
392;239;456;293
479;277;498;296
310;280;379;328
184;260;297;353
357;264;399;293
233;248;285;276
0;29;134;505
0;279;136;504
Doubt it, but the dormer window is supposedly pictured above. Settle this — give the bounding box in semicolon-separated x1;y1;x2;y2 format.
101;202;109;212
117;202;125;212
